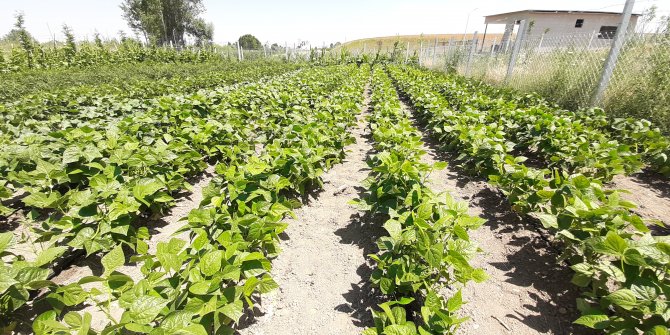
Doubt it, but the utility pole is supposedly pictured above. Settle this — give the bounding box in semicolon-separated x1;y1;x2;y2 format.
591;0;635;105
462;8;479;42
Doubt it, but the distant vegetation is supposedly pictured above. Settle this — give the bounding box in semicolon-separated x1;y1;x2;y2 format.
238;34;262;50
341;33;505;50
120;0;214;46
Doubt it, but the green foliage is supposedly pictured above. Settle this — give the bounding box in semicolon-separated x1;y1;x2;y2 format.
238;34;262;50
358;67;486;335
120;0;213;47
389;64;670;334
1;64;370;332
61;25;76;62
0;60;292;102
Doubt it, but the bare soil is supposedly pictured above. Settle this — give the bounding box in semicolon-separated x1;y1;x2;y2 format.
237;87;381;335
400;99;587;335
609;174;670;234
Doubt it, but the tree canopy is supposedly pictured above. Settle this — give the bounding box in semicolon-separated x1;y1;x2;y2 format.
120;0;213;47
238;34;262;50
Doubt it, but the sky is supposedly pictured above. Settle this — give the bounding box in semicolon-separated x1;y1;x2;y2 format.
0;0;668;46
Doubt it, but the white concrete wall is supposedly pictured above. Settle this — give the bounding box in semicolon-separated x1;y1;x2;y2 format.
511;12;638;38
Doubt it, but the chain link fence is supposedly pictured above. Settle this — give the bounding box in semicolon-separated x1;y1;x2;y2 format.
441;31;669;132
348;28;670;132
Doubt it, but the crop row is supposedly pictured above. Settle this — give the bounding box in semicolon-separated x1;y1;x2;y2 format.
1;42;222;74
416;68;670;179
389;65;669;334
0;64;362;332
0;61;301;219
395;67;644;182
353;66;486;335
0;61;299;138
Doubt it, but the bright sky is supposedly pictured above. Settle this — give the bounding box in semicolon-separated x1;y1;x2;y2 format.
0;0;668;45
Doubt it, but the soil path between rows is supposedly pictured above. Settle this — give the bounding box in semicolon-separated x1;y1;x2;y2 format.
609;174;670;232
237;85;380;335
397;96;586;335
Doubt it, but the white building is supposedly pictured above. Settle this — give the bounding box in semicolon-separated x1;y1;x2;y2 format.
483;10;640;49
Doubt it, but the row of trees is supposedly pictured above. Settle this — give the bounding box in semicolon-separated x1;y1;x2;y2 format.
120;0;213;47
2;0;332;52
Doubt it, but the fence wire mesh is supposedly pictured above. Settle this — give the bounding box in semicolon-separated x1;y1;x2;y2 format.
349;29;670;132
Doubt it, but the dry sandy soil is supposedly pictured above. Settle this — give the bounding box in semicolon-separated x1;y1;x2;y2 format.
610;173;670;233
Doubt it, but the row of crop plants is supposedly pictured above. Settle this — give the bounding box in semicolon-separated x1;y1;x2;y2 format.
389;64;669;334
1;64;367;333
0;61;299;219
352;66;487;335
419;68;670;179
1;41;223;74
0;61;298;138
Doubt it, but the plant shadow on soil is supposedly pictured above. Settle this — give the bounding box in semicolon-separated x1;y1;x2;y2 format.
330;101;388;329
333;147;387;328
632;168;670;200
399;93;592;334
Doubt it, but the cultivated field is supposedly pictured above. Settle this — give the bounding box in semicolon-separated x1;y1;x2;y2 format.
1;47;669;335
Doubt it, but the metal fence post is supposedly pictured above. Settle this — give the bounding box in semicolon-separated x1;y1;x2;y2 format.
237;42;242;61
447;38;453;63
430;38;437;66
405;42;409;63
591;0;635;105
285;42;288;60
465;31;478;76
505;20;527;84
419;40;423;66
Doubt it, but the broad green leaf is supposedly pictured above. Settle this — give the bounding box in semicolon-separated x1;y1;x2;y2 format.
127;295;168;324
220;300;244;323
606;289;638;310
101;245;125;276
199;250;223;277
447;290;463;312
35;246;68;267
0;232;14;253
594;231;627;256
573;314;610;329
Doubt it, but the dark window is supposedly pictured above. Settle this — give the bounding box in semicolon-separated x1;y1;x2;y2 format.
575;19;584;28
598;26;617;39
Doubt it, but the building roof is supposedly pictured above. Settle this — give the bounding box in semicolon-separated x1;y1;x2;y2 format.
484;9;641;24
484;9;641;18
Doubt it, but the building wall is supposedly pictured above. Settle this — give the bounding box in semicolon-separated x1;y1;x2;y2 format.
521;12;638;37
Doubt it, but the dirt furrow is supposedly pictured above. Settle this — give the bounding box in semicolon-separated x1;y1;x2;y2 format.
398;98;585;335
237;87;378;335
609;174;670;232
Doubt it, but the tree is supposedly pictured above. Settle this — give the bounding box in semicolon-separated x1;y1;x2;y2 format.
11;12;34;54
120;0;213;47
62;24;76;57
238;34;261;50
0;29;37;46
188;18;213;46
